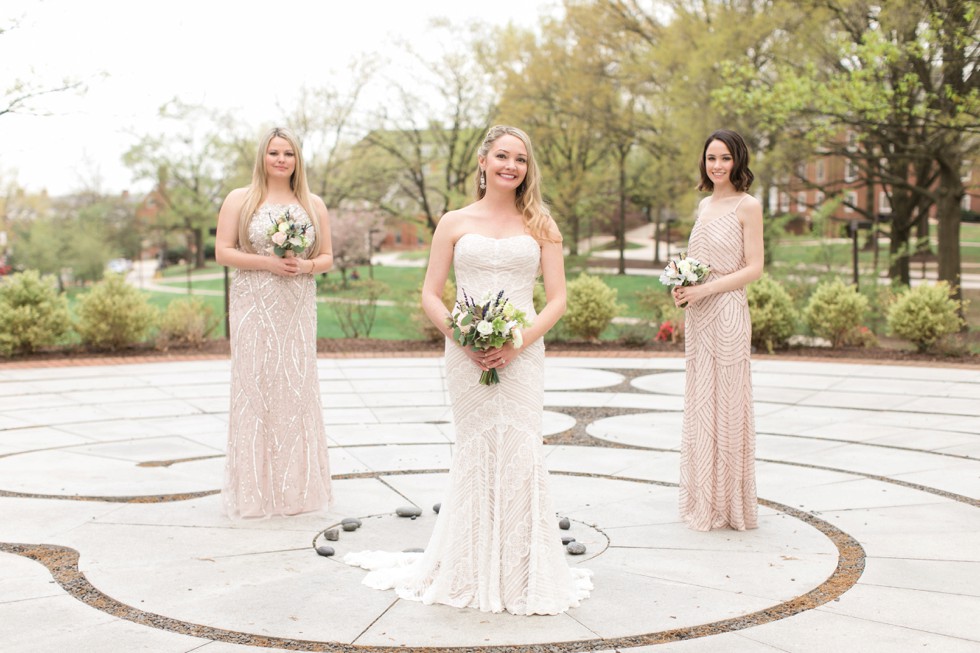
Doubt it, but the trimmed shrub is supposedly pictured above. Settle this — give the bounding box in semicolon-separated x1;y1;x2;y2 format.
859;284;896;336
887;281;965;352
617;321;659;347
747;274;797;353
844;325;878;349
157;297;222;348
0;270;72;357
803;278;868;348
564;274;620;341
636;285;685;326
532;281;574;342
413;279;456;341
75;274;157;350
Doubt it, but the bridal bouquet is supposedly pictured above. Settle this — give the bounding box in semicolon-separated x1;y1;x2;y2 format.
266;208;312;257
446;289;532;385
659;253;710;307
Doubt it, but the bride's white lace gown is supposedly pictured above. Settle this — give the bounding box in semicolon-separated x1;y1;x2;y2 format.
345;233;592;615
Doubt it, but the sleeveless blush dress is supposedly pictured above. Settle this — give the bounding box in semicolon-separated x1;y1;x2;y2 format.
679;196;758;531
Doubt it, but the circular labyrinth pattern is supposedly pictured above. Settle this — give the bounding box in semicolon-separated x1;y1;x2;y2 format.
0;357;977;652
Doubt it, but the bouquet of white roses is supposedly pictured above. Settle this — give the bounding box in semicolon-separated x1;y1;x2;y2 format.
266;208;312;257
659;252;710;307
446;289;532;385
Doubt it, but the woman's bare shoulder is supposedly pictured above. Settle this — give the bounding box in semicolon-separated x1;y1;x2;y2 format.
219;187;249;213
437;207;480;232
538;216;563;244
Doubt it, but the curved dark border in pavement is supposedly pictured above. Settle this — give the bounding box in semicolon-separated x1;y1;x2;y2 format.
0;471;865;652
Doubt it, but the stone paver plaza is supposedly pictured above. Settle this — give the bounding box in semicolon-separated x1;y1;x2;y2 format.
0;354;977;652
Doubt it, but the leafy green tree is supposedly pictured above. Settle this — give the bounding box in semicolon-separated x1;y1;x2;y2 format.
714;0;979;305
284;56;380;209
124;101;250;269
495;13;613;255
358;22;497;233
8;198;111;289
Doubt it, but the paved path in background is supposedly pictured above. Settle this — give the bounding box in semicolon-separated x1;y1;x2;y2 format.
0;355;977;652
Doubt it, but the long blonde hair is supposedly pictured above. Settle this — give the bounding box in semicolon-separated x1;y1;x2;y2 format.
476;125;557;242
237;126;321;257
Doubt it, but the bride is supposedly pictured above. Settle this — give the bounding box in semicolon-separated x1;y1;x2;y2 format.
344;125;592;615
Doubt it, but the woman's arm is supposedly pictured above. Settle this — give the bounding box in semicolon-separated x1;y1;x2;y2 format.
420;214;488;369
521;221;566;348
302;196;334;274
420;214;458;338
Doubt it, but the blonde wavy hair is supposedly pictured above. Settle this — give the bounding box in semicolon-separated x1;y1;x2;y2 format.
476;125;558;243
237;127;321;257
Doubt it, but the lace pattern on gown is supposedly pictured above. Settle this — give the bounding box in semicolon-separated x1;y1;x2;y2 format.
222;204;332;518
345;234;592;615
679;205;758;531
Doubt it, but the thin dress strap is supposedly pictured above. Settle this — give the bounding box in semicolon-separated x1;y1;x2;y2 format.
732;194;748;213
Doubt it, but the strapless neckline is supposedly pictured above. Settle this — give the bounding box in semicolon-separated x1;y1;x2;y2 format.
457;233;536;244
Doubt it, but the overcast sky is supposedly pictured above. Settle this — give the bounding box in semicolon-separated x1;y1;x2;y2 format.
2;0;555;197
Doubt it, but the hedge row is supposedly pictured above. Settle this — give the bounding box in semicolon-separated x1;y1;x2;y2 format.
0;271;220;357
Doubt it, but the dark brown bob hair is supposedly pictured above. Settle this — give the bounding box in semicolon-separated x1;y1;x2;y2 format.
698;129;754;192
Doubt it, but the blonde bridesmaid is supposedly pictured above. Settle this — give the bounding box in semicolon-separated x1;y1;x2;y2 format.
214;127;334;518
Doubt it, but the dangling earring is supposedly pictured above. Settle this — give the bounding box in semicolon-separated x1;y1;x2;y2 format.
479;170;486;190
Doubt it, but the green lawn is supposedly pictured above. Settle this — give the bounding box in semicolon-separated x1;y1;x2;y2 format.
961;222;980;244
771;233;980;268
140;237;976;343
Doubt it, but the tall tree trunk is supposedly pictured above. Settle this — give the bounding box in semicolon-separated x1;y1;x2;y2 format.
935;159;965;308
194;226;206;269
887;209;913;287
567;212;580;257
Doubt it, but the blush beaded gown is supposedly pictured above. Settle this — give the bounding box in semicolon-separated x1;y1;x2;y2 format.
679;196;758;531
222;204;332;519
345;233;592;615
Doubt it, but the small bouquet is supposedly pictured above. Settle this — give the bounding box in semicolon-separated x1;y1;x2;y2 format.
266;208;312;257
446;289;532;385
659;253;710;307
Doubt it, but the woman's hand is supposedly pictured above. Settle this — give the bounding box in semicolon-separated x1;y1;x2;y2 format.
481;343;518;369
266;255;304;277
672;286;687;307
460;346;490;371
673;283;709;307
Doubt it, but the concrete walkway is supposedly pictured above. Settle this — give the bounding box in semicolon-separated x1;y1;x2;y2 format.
0;354;978;652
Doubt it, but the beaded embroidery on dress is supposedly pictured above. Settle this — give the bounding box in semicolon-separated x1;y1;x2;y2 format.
345;234;592;615
679;197;758;531
223;203;332;519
